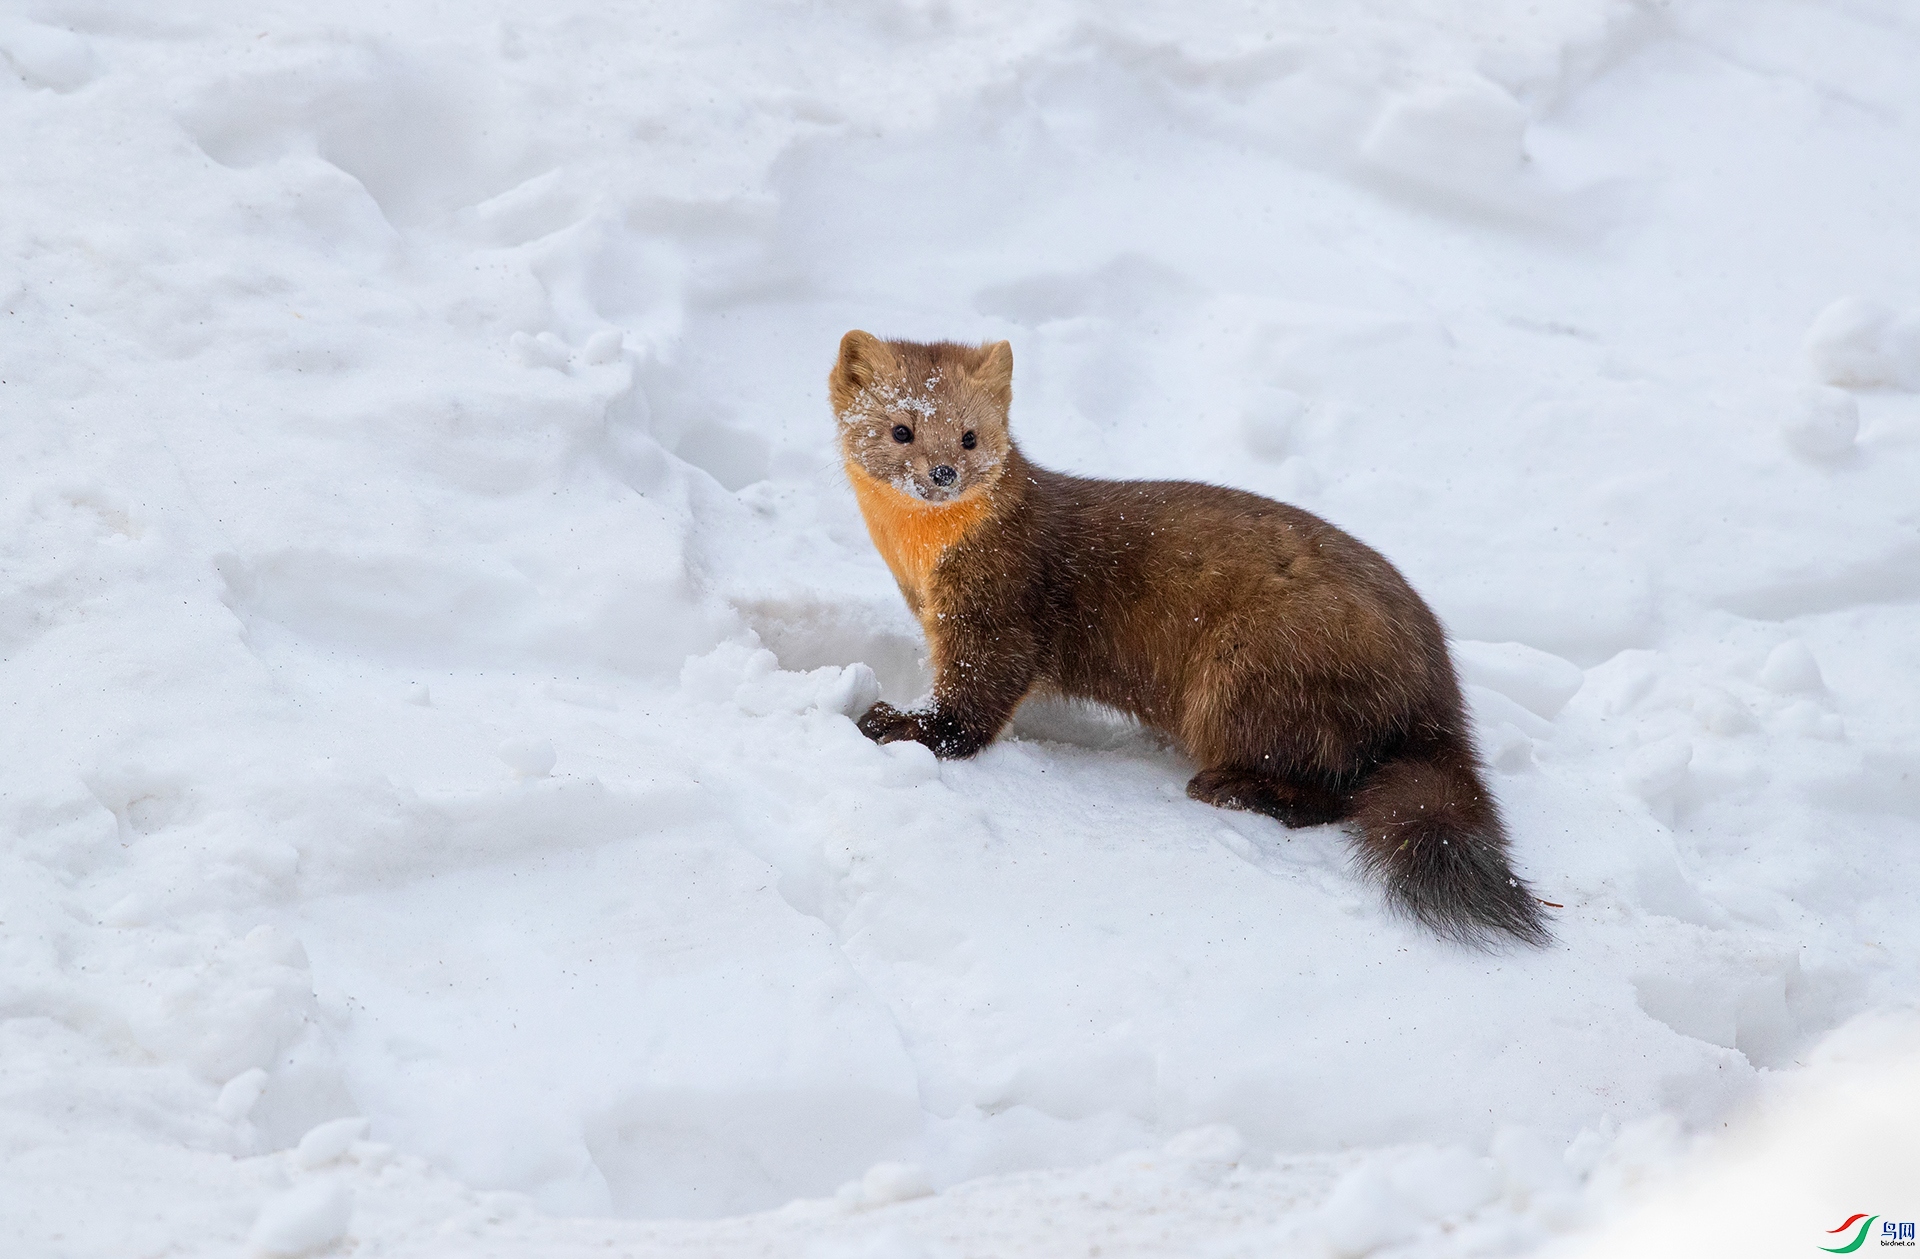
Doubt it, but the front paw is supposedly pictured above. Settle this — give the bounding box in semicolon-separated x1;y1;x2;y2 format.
857;700;926;746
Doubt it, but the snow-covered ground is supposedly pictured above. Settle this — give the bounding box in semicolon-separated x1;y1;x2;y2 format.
4;1;1918;1255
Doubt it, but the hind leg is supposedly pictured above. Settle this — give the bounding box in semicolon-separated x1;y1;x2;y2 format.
1186;767;1348;828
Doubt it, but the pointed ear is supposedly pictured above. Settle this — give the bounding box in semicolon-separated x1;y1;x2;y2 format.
829;329;894;414
973;339;1013;409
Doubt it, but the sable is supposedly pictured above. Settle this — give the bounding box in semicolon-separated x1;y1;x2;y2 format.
828;330;1550;947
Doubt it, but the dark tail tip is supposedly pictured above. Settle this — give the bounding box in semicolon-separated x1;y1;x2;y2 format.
1348;746;1553;948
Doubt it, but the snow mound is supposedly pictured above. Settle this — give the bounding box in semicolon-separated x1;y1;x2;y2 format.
1803;297;1920;390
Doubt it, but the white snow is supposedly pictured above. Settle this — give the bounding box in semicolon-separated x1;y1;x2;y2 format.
1804;297;1920;391
294;1117;371;1170
495;736;558;780
4;1;1919;1256
249;1180;353;1256
1779;384;1862;461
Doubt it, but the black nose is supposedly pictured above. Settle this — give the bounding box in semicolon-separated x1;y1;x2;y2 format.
929;465;957;487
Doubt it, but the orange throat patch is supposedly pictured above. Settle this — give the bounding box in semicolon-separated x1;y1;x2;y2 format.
845;460;998;612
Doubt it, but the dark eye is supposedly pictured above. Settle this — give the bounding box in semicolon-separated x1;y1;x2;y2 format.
961;430;977;450
891;424;913;443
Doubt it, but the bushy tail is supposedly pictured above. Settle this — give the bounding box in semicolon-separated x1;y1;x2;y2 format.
1347;738;1551;947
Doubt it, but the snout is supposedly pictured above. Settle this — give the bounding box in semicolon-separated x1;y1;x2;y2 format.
929;464;957;488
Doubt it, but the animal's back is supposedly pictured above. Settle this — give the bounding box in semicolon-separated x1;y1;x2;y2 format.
991;469;1452;779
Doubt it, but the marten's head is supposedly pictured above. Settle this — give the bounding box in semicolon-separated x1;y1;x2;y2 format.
829;331;1013;505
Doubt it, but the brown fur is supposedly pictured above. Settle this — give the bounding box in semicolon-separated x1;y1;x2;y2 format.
828;330;1550;946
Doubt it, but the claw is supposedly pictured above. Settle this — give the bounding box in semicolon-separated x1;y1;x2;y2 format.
856;700;922;745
